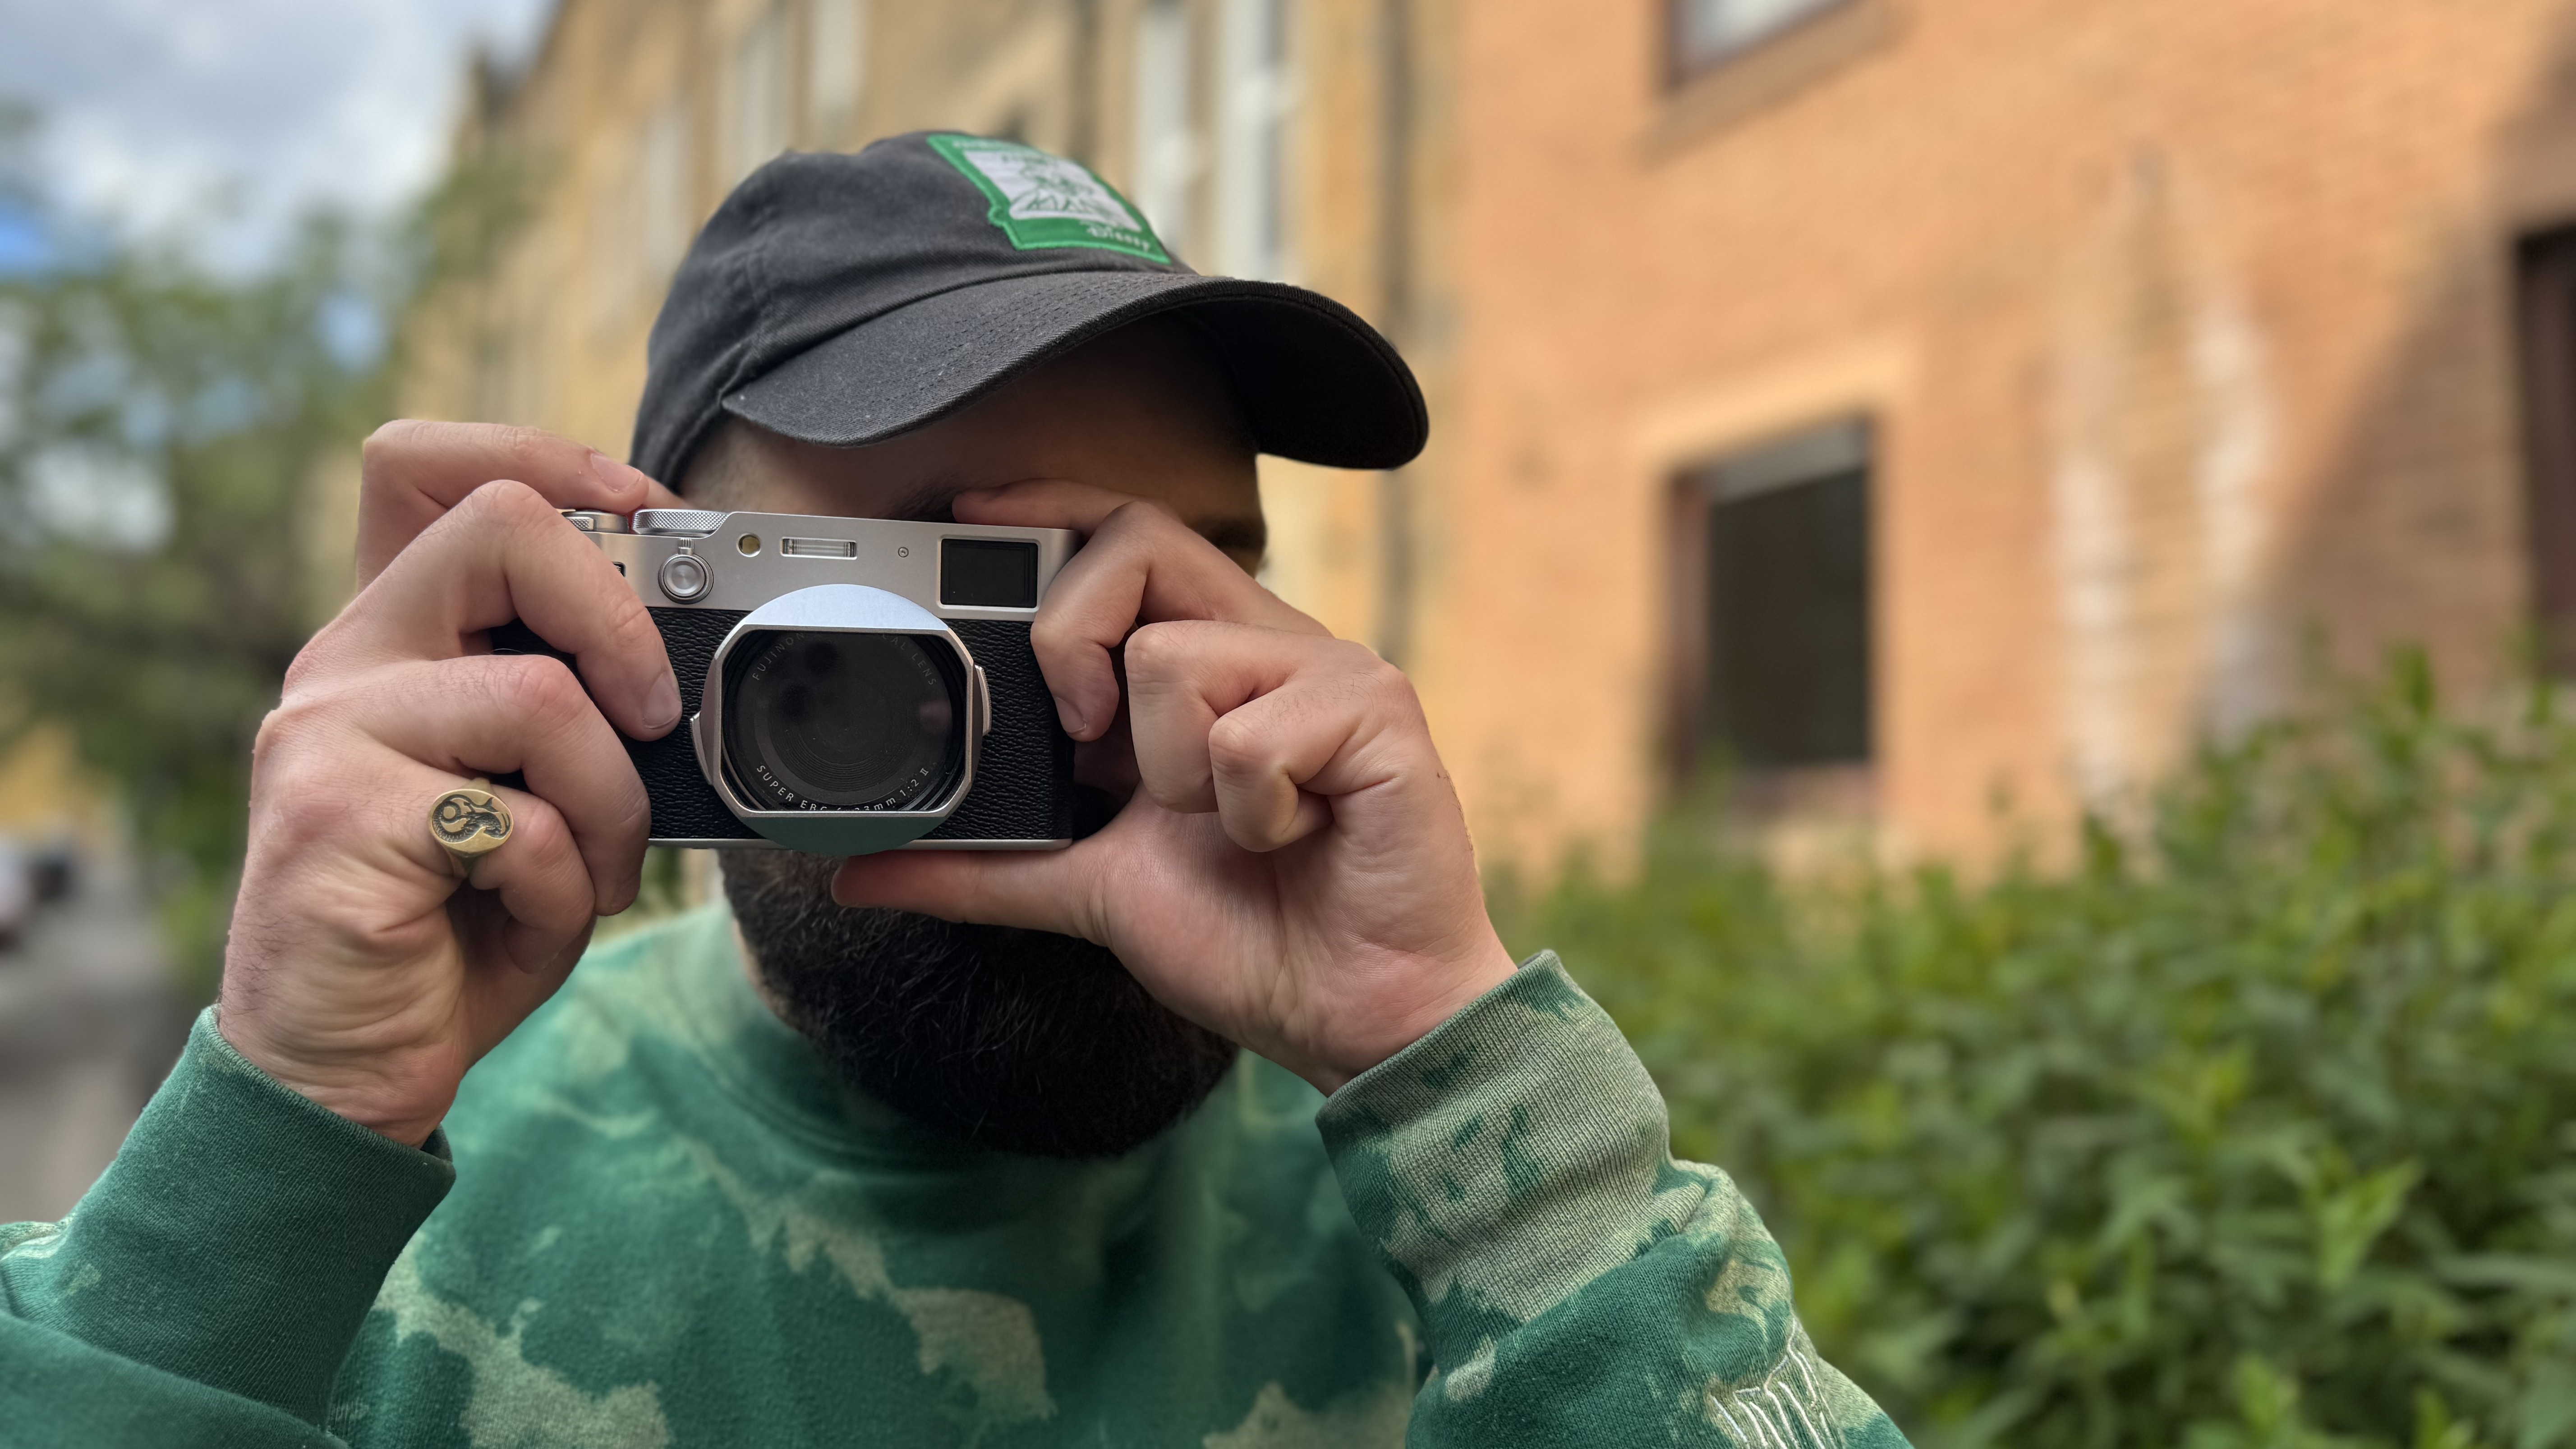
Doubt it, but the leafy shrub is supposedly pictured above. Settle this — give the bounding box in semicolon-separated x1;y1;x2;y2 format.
1493;656;2576;1448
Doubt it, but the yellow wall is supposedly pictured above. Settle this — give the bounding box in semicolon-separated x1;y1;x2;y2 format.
0;727;113;850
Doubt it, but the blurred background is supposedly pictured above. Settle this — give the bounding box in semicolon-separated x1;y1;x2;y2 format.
6;0;2576;1442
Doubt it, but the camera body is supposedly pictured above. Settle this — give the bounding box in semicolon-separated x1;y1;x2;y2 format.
510;507;1081;856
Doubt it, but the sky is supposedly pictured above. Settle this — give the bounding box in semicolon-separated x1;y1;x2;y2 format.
0;0;558;271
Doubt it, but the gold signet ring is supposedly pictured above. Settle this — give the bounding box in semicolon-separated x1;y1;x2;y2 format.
429;779;513;876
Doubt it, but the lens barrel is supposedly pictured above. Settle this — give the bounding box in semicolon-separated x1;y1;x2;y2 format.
722;630;965;811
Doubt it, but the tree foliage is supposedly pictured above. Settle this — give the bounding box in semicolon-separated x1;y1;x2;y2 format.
1495;656;2576;1448
0;221;385;992
0;104;538;995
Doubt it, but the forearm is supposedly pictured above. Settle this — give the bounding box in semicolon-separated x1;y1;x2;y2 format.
0;1007;452;1432
1320;954;1909;1447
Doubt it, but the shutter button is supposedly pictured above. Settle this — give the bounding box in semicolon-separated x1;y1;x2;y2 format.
657;553;711;602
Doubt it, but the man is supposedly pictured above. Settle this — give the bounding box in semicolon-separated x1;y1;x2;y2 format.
0;135;1906;1447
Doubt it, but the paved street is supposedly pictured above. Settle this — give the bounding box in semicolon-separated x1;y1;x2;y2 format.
0;857;189;1225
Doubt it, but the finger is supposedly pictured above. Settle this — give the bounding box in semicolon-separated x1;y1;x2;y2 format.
1124;622;1400;851
954;478;1166;535
333;654;653;914
960;481;1313;630
450;890;595;1061
298;747;597;969
319;480;681;741
961;487;1320;740
828;837;1109;942
450;779;597;972
358;421;683;586
471;908;597;1051
1122;620;1304;811
1206;689;1355;851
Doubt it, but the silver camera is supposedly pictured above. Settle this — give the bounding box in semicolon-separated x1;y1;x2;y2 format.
495;507;1081;856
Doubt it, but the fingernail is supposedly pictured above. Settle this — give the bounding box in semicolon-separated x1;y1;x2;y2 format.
1054;695;1086;738
645;675;682;731
589;449;642;498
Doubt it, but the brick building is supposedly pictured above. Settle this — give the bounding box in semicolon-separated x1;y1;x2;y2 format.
402;0;2576;870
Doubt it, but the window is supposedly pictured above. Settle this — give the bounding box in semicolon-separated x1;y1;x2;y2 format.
1669;0;1846;80
1215;0;1294;281
638;97;695;281
725;5;791;186
1130;0;1201;256
586;179;632;335
806;0;867;142
1675;419;1873;772
2519;228;2576;676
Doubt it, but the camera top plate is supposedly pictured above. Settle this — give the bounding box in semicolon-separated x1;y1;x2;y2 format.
562;509;1078;622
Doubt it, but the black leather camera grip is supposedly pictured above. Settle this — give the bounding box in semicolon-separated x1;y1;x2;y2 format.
927;619;1079;844
486;612;1074;846
488;610;757;841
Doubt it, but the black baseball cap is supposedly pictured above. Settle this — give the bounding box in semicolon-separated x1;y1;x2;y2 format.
631;131;1427;488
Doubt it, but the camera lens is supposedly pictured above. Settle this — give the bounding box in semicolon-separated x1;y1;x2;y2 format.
722;630;964;811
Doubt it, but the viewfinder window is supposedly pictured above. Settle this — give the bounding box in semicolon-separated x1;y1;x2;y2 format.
940;538;1040;608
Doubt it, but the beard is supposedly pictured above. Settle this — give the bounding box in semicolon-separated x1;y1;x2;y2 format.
718;848;1240;1159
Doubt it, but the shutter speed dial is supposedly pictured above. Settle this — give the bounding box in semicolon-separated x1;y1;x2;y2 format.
658;553;711;602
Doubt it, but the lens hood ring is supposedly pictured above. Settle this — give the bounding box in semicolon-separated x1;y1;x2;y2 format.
689;583;981;855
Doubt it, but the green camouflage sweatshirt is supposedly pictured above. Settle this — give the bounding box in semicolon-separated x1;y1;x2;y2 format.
0;903;1906;1448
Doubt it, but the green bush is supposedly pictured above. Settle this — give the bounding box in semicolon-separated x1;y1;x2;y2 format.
1493;656;2576;1448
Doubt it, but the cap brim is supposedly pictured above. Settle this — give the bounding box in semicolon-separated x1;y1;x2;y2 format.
721;271;1427;471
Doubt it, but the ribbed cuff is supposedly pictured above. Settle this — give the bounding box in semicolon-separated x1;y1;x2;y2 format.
1318;952;1680;1356
2;1007;454;1425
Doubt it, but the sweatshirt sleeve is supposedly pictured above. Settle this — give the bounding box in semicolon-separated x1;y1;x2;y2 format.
1318;952;1910;1448
0;1007;454;1443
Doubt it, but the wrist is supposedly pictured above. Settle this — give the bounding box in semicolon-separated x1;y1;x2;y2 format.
1304;931;1520;1094
215;1010;449;1148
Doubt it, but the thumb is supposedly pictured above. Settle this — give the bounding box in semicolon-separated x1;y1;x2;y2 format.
830;842;1107;941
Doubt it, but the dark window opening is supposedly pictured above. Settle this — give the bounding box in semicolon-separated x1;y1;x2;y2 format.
1672;418;1873;775
2516;226;2576;677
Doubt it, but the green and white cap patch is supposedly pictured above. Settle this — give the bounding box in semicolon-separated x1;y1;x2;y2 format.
927;134;1171;264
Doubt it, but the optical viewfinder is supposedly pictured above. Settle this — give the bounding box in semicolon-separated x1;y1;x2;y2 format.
940;539;1040;609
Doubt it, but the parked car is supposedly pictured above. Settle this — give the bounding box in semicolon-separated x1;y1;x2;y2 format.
0;840;31;952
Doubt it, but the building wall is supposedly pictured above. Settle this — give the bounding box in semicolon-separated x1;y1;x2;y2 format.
401;0;2576;875
1427;0;2576;866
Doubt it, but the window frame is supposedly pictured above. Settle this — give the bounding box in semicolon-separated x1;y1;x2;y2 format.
1664;0;1858;88
1129;0;1202;256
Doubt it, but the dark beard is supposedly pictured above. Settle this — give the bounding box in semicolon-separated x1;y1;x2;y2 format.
718;849;1240;1159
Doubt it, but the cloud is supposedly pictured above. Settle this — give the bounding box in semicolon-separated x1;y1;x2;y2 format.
0;0;555;268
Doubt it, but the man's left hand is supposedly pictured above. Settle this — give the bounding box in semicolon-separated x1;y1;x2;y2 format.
830;481;1518;1093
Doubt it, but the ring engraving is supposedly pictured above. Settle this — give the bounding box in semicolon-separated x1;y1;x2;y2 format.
429;780;513;867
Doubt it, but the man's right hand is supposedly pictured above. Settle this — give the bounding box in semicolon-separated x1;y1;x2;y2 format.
218;422;685;1146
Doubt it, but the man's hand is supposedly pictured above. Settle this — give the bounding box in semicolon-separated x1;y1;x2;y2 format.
832;482;1518;1093
219;423;685;1145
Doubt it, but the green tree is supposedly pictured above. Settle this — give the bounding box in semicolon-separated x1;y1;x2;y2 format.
0;211;386;992
0;114;549;995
